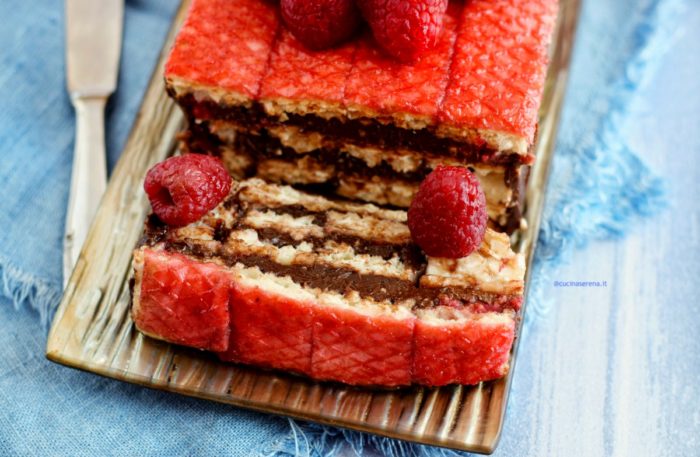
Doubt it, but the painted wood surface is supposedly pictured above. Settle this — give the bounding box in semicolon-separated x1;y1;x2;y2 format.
493;6;700;455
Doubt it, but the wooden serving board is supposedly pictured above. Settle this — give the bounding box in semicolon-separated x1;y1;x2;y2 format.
46;0;579;453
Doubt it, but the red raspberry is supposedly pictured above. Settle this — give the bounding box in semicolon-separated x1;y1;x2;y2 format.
407;166;487;258
144;154;232;227
358;0;448;62
281;0;361;51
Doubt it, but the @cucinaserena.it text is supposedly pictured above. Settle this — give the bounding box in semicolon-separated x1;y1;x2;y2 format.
553;280;608;287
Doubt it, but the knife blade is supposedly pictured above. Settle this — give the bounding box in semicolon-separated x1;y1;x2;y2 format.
63;0;123;287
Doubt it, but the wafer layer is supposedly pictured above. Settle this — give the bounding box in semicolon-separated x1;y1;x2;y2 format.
182;123;527;231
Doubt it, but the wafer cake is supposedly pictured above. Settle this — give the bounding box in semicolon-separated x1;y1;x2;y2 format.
132;179;525;387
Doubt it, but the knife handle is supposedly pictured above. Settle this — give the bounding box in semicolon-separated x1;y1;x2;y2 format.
63;95;108;287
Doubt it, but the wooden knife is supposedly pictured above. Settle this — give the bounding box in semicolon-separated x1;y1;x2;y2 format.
64;0;123;287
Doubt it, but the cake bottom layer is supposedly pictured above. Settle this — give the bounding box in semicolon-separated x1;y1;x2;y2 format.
132;248;516;387
182;122;527;232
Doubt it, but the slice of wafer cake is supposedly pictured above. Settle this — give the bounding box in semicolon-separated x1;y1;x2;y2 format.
165;0;558;231
132;179;524;387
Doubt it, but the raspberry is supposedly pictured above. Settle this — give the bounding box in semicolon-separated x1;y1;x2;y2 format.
281;0;361;51
144;154;232;227
358;0;448;62
407;166;487;258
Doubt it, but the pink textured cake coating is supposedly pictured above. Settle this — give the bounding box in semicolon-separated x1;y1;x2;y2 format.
221;283;314;375
343;2;459;120
132;250;231;352
259;29;356;106
132;249;517;386
438;0;558;140
165;0;279;99
311;305;415;387
412;312;515;386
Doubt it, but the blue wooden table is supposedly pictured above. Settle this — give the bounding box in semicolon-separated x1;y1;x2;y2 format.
494;6;700;456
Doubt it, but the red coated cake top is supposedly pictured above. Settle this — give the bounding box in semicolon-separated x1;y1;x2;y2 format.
343;2;460;125
165;0;279;100
166;0;557;142
260;28;356;108
439;0;558;142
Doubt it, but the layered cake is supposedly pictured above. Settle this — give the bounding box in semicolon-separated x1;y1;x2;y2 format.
130;0;557;388
165;0;558;230
132;178;525;387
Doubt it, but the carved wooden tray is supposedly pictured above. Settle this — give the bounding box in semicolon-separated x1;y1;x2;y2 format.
47;0;579;453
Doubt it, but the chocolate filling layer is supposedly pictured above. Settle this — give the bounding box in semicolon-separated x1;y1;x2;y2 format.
243;225;425;272
171;91;534;166
162;237;519;311
235;130;433;183
184;124;527;233
141;205;521;312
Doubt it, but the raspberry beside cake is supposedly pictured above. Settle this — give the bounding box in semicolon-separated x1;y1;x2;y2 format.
165;0;558;230
132;179;525;386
